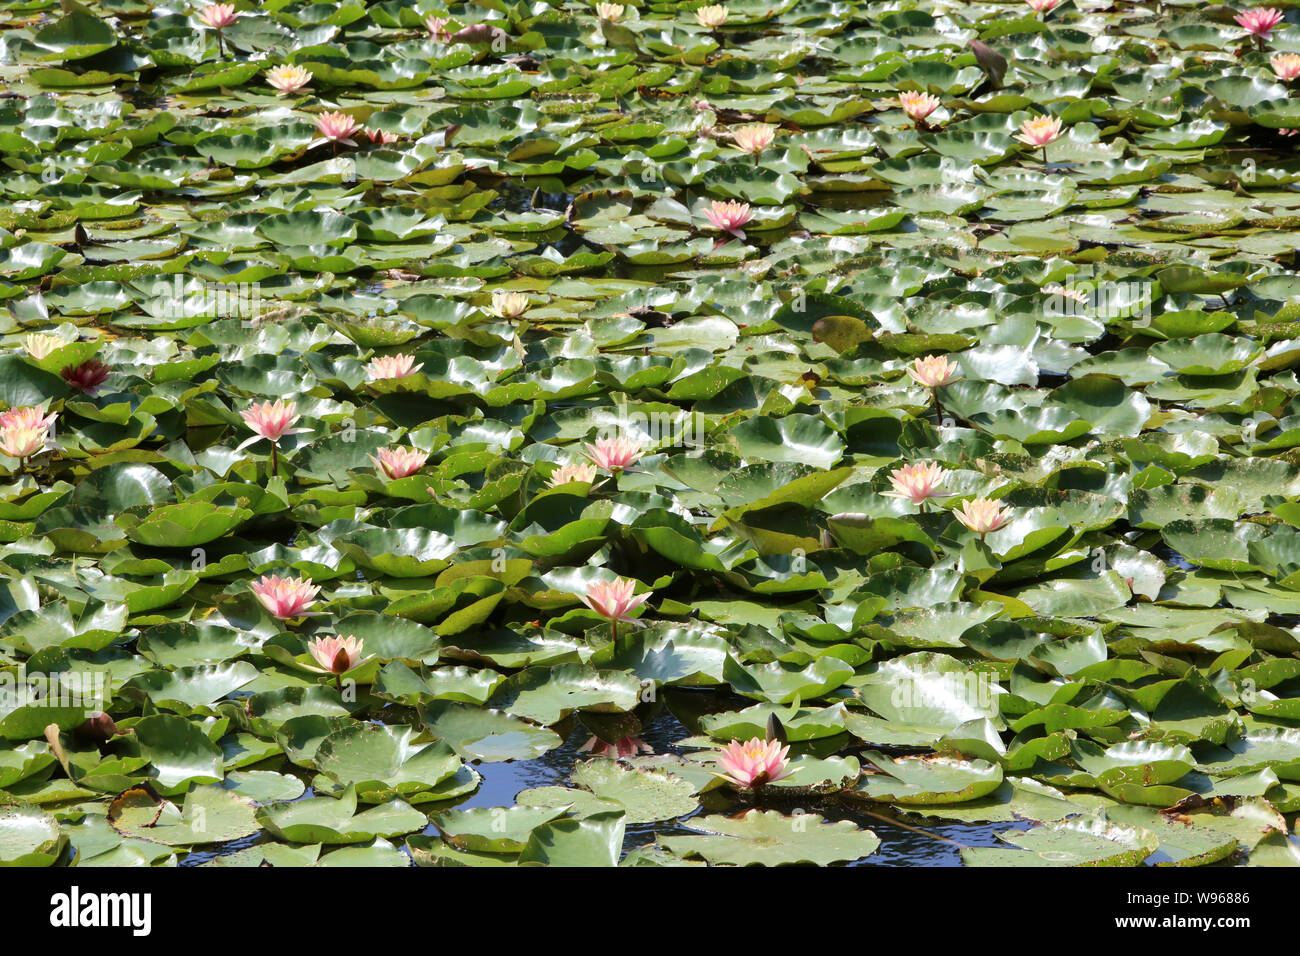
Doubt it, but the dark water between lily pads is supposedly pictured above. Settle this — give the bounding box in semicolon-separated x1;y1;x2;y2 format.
181;710;1022;867
181;705;1226;867
459;710;1023;866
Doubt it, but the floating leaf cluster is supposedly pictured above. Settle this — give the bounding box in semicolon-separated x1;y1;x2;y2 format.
3;0;1300;866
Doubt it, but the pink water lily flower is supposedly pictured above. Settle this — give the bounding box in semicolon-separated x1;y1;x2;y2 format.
251;574;320;619
597;3;625;21
883;462;948;507
307;635;366;674
717;737;791;788
266;64;312;93
585;436;642;470
1273;52;1300;79
954;497;1014;536
579;734;653;758
0;406;56;432
425;15;451;39
240;399;301;443
1016;115;1062;148
1043;283;1090;308
314;110;362;147
197;3;239;29
370;446;429;479
703;199;753;239
732;123;775;154
1024;0;1058;13
366;127;399;145
238;399;303;476
907;355;960;388
582;576;650;622
368;353;422;380
898;91;941;123
549;461;598;486
1236;8;1285;39
0;426;49;461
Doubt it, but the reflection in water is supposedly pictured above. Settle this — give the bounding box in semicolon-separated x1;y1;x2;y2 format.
462;709;1021;865
183;708;1037;866
828;806;1029;867
449;706;706;850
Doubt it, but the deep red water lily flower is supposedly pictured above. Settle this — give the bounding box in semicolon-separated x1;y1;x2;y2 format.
60;359;110;395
